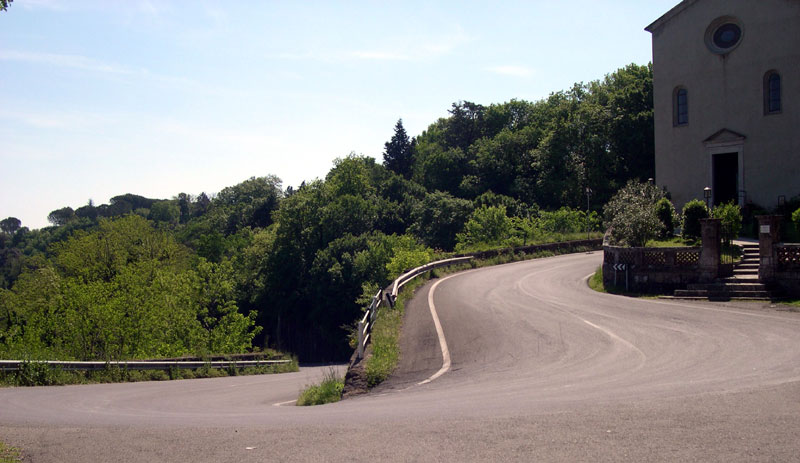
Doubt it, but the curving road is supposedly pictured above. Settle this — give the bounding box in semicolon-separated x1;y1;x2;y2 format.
2;251;800;461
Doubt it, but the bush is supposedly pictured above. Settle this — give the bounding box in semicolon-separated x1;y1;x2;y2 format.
655;198;678;238
682;199;709;240
603;181;665;247
793;208;800;232
456;206;512;250
712;202;743;243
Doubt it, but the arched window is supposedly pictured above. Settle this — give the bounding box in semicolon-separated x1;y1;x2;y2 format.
764;71;781;114
673;87;688;126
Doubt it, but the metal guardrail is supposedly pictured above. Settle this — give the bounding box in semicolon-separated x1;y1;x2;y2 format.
0;359;292;372
355;256;474;360
356;290;382;360
390;256;474;301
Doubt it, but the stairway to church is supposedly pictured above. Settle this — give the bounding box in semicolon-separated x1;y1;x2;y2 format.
672;243;779;300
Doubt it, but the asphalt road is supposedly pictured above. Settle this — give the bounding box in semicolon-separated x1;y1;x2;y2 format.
2;251;800;462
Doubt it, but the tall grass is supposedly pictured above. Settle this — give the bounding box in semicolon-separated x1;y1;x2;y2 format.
296;367;344;406
0;442;21;463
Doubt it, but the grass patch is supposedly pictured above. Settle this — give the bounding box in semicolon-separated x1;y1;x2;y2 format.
296;368;343;406
588;266;605;293
586;266;660;299
365;277;426;387
0;442;21;463
0;358;299;387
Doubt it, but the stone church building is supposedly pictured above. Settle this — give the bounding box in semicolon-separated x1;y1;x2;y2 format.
646;0;799;210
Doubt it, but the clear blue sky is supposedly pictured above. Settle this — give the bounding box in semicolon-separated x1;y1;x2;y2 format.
0;0;678;229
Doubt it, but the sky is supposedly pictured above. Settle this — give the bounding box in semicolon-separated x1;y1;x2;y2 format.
0;0;679;230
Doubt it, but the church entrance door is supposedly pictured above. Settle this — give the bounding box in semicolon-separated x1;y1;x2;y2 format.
712;152;738;206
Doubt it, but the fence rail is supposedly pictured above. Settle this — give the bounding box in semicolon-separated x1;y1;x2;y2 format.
0;359;292;372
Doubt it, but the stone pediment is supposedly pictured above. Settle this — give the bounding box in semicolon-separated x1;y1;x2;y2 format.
703;128;747;147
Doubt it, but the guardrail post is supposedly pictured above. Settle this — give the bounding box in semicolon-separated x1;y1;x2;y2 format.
357;320;365;359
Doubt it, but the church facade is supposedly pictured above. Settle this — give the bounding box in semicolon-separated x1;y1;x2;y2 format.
646;0;799;210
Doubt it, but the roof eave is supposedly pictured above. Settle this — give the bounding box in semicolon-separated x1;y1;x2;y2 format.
645;0;700;33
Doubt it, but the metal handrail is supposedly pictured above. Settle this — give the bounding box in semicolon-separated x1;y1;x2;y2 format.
0;359;292;372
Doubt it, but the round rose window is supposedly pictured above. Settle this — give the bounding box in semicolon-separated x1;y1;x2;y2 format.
705;17;744;54
712;23;742;49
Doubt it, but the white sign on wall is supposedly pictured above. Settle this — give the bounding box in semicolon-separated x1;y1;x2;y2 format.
760;225;771;234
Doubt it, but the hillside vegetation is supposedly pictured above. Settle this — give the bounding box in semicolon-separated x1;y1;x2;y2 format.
0;63;654;362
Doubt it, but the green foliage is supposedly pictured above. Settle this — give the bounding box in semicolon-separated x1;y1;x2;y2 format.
0;441;21;463
11;361;69;386
604;181;665;247
411;64;653;210
682;199;709;240
296;368;344;406
456;206;512;250
0;216;259;361
655;198;678;238
712;202;743;243
149;201;180;225
410;191;473;251
792;208;800;234
385;235;433;277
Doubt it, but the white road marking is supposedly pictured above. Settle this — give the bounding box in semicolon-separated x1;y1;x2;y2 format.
272;399;297;407
417;273;463;385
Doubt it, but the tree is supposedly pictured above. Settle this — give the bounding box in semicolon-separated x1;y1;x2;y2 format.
0;0;11;12
712;202;742;244
0;217;21;234
213;175;283;232
47;207;76;226
603;181;665;247
383;119;415;179
410;191;473;251
149;201;180;225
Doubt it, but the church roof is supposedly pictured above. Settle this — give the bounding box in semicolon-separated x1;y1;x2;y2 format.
645;0;701;33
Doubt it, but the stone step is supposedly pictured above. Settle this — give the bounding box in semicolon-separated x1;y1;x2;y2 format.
673;289;773;299
735;263;759;269
686;282;767;291
734;268;758;275
722;275;759;281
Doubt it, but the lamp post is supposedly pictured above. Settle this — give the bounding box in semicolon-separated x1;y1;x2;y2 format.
585;187;593;240
703;187;712;212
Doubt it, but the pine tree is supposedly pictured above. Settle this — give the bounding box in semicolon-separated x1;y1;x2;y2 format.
383;119;414;179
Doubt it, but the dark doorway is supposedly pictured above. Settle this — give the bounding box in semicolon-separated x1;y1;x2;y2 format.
712;152;738;206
